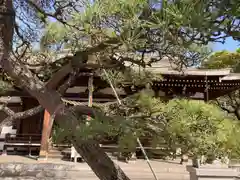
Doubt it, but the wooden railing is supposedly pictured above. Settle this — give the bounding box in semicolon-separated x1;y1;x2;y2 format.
1;134;179;160
5;133;41;143
53;143;171;150
56;143;176;160
3;133;41;156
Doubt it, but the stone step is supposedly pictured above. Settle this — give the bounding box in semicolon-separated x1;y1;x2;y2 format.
42;147;64;159
48;150;62;155
49;147;63;152
46;154;62;159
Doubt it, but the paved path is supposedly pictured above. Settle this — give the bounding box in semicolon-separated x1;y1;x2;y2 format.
0;156;190;180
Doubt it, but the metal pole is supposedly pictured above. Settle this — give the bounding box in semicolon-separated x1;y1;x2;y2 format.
103;69;159;180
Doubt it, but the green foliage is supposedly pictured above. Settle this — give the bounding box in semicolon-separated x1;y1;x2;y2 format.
52;108;124;143
51;124;67;144
13;0;238;88
237;48;240;53
13;0;240;160
165;99;238;159
52;90;167;152
202;49;240;121
40;0;149;51
52;91;240;159
103;89;167;151
38;0;216;69
0;80;13;93
12;0;239;80
41;22;68;50
227;126;240;159
202;50;240;72
16;0;240;49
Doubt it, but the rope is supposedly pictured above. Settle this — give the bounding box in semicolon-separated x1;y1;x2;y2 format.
102;69;159;180
61;98;85;106
61;97;118;108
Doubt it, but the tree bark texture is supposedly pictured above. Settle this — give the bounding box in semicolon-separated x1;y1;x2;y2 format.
0;1;130;180
56;108;130;180
234;108;240;120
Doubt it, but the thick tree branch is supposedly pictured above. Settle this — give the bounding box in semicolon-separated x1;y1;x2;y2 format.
45;38;120;90
58;69;79;94
0;67;79;128
0;105;43;127
0;104;15;116
234;108;240;120
216;99;235;113
227;94;238;108
46;63;72;90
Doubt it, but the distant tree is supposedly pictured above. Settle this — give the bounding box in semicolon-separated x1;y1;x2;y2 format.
202;50;240;71
165;99;239;162
237;48;240;53
202;49;240;120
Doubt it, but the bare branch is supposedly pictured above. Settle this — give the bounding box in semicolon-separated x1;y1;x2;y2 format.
26;0;66;24
25;0;83;31
45;36;119;78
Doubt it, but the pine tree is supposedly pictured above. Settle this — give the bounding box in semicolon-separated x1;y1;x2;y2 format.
0;0;239;179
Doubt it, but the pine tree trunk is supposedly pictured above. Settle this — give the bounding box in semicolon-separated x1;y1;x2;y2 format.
74;140;130;180
55;108;131;180
0;1;130;180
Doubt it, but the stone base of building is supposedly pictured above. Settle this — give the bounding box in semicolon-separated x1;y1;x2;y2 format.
187;165;238;180
37;150;48;160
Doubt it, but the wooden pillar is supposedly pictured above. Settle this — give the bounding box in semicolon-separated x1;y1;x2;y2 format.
72;74;94;162
39;110;51;158
87;74;93;120
204;75;209;102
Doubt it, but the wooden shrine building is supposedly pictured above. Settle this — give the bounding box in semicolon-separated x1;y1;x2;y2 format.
1;58;240;157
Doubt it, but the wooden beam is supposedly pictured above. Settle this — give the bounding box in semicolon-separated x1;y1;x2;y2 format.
2;78;240;101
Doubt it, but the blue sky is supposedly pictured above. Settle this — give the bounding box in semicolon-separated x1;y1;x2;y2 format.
211;37;239;52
